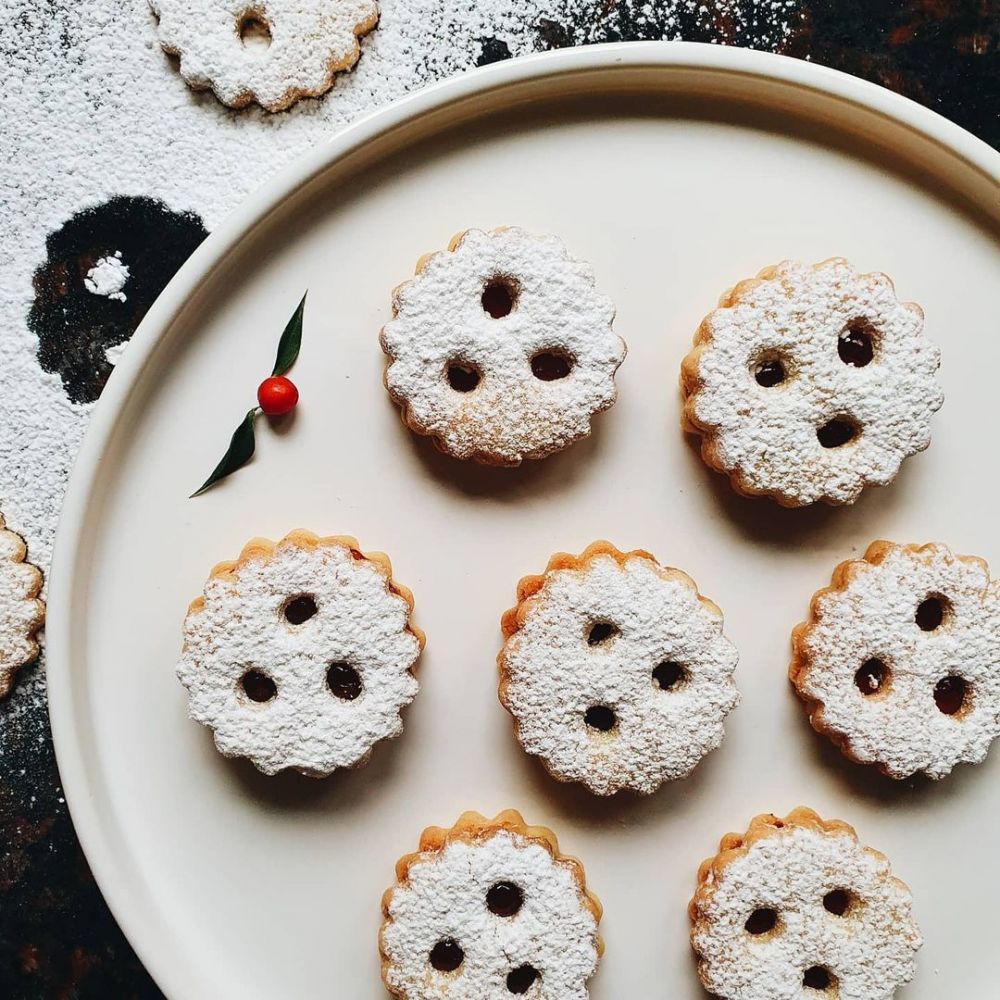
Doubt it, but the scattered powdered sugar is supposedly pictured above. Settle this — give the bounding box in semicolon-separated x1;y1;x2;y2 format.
0;0;799;714
795;542;1000;780
538;0;798;50
381;228;624;465
178;535;421;775
500;546;739;794
149;0;378;111
84;251;130;301
0;514;45;699
382;828;599;999
683;258;943;506
691;815;921;1000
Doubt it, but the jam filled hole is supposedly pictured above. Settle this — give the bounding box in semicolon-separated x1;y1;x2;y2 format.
587;621;619;646
653;661;685;691
744;907;778;936
487;881;524;917
803;966;837;991
429;939;464;972
838;321;876;367
934;675;969;716
530;350;573;381
817;417;859;449
854;658;890;697
327;662;362;701
823;889;853;916
241;670;276;703
584;705;616;732
284;594;317;625
482;277;518;318
447;362;481;393
753;354;787;388
237;10;272;50
915;594;950;632
506;965;540;994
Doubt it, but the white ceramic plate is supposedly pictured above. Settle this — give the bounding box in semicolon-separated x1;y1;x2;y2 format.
48;43;1000;1000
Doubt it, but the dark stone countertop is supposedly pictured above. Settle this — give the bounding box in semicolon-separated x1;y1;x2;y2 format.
1;2;997;997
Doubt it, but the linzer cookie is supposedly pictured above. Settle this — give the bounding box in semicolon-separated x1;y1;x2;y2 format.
791;541;1000;780
0;513;45;699
690;808;921;1000
177;530;422;776
380;809;602;1000
380;228;626;465
149;0;379;112
681;258;942;506
498;542;739;795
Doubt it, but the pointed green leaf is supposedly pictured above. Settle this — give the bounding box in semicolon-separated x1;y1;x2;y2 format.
272;291;307;376
190;408;258;497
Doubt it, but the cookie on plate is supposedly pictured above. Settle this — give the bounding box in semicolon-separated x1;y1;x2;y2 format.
0;513;45;698
690;807;921;1000
380;809;602;1000
680;258;942;506
791;540;1000;779
498;541;739;795
380;227;626;466
177;530;423;776
150;0;379;112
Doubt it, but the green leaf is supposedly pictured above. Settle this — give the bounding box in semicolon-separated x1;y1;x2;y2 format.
190;408;258;497
271;291;307;376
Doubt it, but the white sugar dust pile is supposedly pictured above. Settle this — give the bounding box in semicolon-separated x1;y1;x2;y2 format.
85;253;130;302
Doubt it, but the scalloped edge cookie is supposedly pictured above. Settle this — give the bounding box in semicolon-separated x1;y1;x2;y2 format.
789;540;997;779
690;807;919;998
380;227;626;467
379;808;603;999
680;258;941;507
181;529;423;776
498;540;738;795
149;0;380;113
0;513;45;699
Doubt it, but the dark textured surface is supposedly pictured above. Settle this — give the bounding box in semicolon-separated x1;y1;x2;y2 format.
1;2;997;997
29;197;208;405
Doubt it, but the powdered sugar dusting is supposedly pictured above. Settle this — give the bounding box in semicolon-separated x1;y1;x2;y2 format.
691;816;921;1000
683;258;943;506
539;0;798;50
794;542;1000;780
500;546;739;794
149;0;379;111
382;828;599;1000
178;534;421;775
382;228;624;464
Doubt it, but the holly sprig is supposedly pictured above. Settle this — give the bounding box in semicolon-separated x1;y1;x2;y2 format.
191;291;306;497
270;292;306;378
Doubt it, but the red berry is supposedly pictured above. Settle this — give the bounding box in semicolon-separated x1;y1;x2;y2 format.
257;376;298;416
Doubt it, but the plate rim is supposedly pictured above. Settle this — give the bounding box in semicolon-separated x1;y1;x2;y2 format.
46;41;1000;999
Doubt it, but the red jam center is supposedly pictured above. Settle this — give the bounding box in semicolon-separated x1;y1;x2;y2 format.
934;675;967;715
838;324;875;366
429;939;463;972
530;352;572;381
854;658;888;696
327;662;362;700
